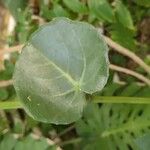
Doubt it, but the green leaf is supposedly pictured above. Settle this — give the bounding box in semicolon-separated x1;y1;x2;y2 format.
76;103;150;150
63;0;88;13
13;17;109;124
0;133;57;150
41;3;70;19
110;23;136;50
0;60;15;80
0;134;17;150
134;0;150;7
51;4;70;17
118;83;142;96
135;133;150;150
1;0;28;21
88;0;114;23
115;1;134;30
14;136;49;150
101;83;122;96
135;87;150;97
0;89;9;100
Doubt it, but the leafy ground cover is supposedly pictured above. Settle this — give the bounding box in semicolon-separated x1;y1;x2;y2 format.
0;0;150;150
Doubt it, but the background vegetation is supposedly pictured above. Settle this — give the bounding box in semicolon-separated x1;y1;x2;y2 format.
0;0;150;149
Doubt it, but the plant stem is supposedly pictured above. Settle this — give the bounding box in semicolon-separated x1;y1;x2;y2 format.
109;64;150;86
59;137;82;146
0;80;13;88
104;36;150;74
0;96;150;110
93;96;150;104
0;44;23;56
0;100;22;110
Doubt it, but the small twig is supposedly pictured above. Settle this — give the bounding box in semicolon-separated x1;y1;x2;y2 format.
58;138;82;147
32;15;45;25
30;132;62;150
53;125;75;140
110;64;150;86
0;44;23;56
0;79;13;87
104;36;150;75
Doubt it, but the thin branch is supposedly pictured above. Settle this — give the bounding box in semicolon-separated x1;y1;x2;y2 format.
104;36;150;75
58;138;82;147
31;130;62;150
110;64;150;86
0;79;13;87
32;15;46;25
0;44;23;56
53;125;75;139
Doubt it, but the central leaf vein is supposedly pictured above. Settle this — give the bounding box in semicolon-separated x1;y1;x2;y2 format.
30;44;78;87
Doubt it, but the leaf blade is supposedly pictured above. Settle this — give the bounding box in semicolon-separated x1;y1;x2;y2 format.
13;17;109;124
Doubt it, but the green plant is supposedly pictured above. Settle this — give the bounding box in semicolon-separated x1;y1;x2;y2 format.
13;17;109;124
0;133;57;150
76;103;150;150
0;0;150;149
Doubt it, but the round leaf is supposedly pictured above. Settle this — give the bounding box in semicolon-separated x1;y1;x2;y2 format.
13;17;109;124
